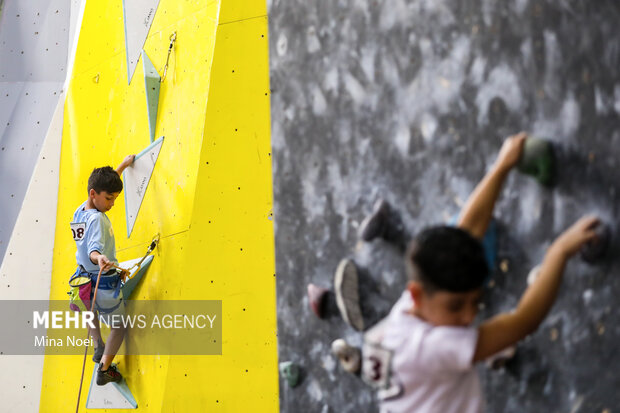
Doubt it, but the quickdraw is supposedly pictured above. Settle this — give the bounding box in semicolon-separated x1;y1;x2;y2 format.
160;32;177;82
119;233;160;282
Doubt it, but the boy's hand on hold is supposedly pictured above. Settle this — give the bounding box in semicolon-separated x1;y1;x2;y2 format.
97;254;113;272
475;215;598;364
121;155;136;169
115;154;135;176
496;132;527;172
552;215;600;258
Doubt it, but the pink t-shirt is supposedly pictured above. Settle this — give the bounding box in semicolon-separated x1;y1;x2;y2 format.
376;291;483;413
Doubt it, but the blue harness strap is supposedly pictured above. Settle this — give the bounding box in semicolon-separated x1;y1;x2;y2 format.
78;266;123;299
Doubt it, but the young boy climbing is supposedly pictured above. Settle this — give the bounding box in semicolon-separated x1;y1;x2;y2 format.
70;155;135;385
363;133;600;412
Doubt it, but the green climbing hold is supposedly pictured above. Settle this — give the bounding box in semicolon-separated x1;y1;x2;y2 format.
279;361;300;388
518;137;555;186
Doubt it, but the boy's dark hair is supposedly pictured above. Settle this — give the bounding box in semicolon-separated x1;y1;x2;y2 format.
406;226;488;293
88;166;123;194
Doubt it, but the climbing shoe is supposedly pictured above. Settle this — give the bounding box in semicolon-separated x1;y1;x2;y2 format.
96;363;122;386
358;199;409;250
334;259;364;331
358;199;391;241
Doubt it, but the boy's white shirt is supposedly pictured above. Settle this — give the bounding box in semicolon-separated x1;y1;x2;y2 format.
376;291;483;413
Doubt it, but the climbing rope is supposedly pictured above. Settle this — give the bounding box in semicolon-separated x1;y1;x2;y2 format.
74;235;159;411
75;265;104;413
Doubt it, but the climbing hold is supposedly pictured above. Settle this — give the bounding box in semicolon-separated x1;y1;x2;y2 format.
120;255;154;299
86;364;137;408
550;328;559;341
331;338;361;374
517;137;555;186
500;259;509;273
334;259;364;331
486;346;516;370
279;361;300;388
307;283;328;318
527;264;542;286
122;0;161;83
580;223;610;263
123;137;164;237
142;50;160;143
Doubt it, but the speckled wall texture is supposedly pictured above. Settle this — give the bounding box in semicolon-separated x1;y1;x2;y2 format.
269;1;620;412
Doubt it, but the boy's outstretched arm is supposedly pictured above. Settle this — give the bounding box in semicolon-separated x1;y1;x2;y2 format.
115;154;135;176
458;132;527;239
90;251;113;271
473;215;599;363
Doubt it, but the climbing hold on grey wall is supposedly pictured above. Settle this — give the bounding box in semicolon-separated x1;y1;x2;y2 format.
279;361;300;388
307;283;328;318
517;137;555;186
486;346;516;370
334;259;364;331
526;264;542;286
581;223;610;263
331;338;361;374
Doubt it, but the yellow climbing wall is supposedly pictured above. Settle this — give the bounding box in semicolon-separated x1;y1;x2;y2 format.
40;0;277;411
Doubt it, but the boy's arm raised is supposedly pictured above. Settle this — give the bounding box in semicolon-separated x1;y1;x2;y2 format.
473;216;599;363
458;133;527;239
115;154;135;176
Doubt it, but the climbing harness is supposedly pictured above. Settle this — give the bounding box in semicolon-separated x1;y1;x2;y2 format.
68;266;123;312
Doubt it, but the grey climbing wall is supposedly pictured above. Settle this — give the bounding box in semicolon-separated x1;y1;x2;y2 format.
269;1;620;412
0;0;69;265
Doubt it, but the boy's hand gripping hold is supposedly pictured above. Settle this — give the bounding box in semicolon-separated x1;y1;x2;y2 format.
474;215;600;363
